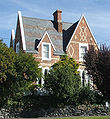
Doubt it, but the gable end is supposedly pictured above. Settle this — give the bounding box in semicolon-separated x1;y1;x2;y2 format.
66;15;98;51
37;32;56;51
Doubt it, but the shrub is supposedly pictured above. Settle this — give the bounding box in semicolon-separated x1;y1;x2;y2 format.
45;65;81;107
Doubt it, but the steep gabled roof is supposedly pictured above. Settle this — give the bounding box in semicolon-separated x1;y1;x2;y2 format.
63;21;79;50
37;31;56;51
66;15;98;50
22;16;78;55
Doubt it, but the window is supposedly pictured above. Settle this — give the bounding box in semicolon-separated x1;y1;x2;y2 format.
42;67;49;85
42;43;51;60
16;42;19;53
79;43;88;61
78;69;91;87
80;46;87;59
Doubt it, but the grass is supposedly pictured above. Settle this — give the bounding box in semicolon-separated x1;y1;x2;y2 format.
37;116;110;119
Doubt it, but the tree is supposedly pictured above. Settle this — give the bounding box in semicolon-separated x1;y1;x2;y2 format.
84;45;110;100
52;55;79;74
0;40;16;106
9;52;42;103
78;86;96;104
0;40;42;107
45;55;81;107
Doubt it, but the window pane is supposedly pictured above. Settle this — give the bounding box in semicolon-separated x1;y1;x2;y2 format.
44;52;49;58
43;44;50;59
80;46;87;53
43;45;49;51
81;53;85;59
80;46;87;59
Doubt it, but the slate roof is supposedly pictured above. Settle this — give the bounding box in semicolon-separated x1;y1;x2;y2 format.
22;16;79;55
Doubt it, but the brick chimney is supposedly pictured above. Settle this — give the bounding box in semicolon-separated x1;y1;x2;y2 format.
53;10;62;32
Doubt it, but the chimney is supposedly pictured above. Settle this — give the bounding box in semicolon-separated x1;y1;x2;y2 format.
53;10;62;32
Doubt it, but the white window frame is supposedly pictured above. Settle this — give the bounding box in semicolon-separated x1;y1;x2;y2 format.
42;42;51;60
16;42;19;53
79;43;88;61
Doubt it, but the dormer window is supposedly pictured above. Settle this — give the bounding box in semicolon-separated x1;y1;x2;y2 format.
16;42;19;53
42;43;51;60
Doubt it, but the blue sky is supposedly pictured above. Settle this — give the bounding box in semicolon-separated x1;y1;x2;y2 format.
0;0;110;47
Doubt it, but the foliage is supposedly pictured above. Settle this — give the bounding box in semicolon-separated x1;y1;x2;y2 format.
0;41;42;107
52;55;79;74
0;41;16;107
78;86;96;104
45;55;81;107
15;51;41;81
8;51;42;106
0;41;16;82
84;44;110;100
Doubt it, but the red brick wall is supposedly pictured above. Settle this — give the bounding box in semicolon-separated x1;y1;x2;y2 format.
34;34;60;67
67;16;98;61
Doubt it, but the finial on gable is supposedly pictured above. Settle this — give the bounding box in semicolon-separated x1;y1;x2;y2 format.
18;11;22;17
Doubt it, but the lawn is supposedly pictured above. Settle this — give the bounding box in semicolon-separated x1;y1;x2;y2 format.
37;116;110;119
57;117;110;119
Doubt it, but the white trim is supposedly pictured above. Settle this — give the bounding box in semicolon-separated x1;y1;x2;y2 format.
38;66;42;68
42;67;49;85
11;29;15;48
82;15;98;48
36;57;59;60
77;69;83;84
37;31;56;51
78;69;90;87
79;43;88;62
66;16;82;51
42;67;49;74
42;42;51;61
66;15;98;51
18;11;26;51
11;29;15;40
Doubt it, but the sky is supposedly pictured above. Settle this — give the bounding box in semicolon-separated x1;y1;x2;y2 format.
0;0;110;47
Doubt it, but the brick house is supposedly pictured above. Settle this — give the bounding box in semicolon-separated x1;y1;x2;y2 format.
10;10;98;86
